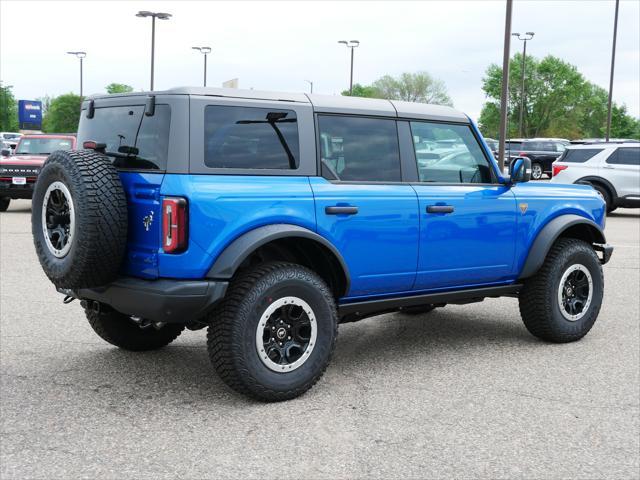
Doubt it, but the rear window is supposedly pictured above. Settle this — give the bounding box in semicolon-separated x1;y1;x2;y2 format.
204;105;299;169
608;147;640;165
16;138;73;155
77;105;171;170
558;148;603;163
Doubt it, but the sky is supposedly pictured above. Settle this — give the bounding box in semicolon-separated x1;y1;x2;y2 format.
1;0;639;122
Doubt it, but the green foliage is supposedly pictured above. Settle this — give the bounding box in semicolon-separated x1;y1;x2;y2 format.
42;93;82;133
478;54;640;140
106;83;134;94
372;72;452;105
341;72;453;106
341;83;378;98
0;85;19;131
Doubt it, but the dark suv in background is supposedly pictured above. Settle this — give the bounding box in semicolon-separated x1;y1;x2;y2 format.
505;138;570;179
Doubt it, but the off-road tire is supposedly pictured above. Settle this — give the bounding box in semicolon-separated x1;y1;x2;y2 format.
84;304;184;351
519;238;603;343
207;262;338;402
0;197;10;212
32;150;128;289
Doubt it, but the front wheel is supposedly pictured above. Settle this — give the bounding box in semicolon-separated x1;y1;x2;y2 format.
207;262;338;402
0;197;10;212
519;238;604;343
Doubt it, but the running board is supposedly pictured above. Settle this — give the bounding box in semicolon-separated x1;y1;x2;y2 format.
338;284;522;318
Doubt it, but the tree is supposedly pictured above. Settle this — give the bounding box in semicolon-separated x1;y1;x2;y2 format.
0;85;19;131
478;54;640;140
42;94;82;133
341;83;378;98
106;83;134;94
36;95;53;117
371;72;453;105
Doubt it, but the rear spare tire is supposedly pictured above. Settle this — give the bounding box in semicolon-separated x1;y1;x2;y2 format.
32;150;128;289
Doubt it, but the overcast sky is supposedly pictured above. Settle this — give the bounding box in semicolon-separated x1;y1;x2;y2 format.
1;0;639;121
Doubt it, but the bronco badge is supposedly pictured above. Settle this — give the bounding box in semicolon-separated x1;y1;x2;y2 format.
519;203;528;215
143;211;154;231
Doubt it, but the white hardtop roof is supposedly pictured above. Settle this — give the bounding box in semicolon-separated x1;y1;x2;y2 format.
88;86;470;123
567;142;639;149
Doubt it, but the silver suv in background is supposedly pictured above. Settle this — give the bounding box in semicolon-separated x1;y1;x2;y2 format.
551;143;640;212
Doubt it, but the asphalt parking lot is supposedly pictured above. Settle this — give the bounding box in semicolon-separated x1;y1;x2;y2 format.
1;199;638;479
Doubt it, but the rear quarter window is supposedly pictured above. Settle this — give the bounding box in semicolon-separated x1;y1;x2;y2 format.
204;105;299;169
559;148;603;163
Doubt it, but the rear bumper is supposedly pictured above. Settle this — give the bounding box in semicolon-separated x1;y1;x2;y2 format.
61;277;228;323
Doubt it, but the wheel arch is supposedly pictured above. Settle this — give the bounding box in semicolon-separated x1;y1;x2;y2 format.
519;214;606;280
206;224;350;297
575;176;618;202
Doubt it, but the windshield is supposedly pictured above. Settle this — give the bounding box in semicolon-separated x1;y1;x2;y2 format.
77;104;171;170
16;138;73;155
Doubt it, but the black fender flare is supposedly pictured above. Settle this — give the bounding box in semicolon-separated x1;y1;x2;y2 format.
575;176;618;202
519;214;606;279
206;224;350;293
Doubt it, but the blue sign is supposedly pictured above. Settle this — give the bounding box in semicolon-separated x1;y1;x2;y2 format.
18;100;43;130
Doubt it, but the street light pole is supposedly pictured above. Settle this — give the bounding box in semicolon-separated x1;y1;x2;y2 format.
136;11;172;91
497;0;513;173
305;80;313;94
338;40;360;95
192;47;212;87
606;0;620;142
66;51;86;99
512;32;534;138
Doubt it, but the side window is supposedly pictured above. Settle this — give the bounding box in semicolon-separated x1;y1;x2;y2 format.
608;147;640;166
318;115;401;182
409;122;494;184
560;148;603;163
204;105;299;169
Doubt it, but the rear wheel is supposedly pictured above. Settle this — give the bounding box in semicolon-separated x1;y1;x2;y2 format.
207;262;338;401
531;162;543;180
84;303;184;351
519;238;603;343
590;183;614;213
0;197;9;212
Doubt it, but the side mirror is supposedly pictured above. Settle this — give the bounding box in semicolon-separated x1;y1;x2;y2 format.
509;156;532;184
1;149;10;157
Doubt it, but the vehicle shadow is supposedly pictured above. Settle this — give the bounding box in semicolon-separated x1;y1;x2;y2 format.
36;307;536;405
608;209;639;218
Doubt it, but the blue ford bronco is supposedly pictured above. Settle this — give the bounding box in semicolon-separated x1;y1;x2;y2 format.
31;88;613;401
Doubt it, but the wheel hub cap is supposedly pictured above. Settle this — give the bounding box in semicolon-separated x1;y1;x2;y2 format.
557;264;593;321
255;296;317;372
41;181;75;258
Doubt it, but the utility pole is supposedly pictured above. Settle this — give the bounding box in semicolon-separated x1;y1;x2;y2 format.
605;0;620;142
192;47;212;87
512;32;534;138
338;40;360;95
497;0;513;173
136;11;172;90
66;51;86;99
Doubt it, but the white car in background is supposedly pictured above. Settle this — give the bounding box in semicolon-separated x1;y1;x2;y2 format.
551;142;640;212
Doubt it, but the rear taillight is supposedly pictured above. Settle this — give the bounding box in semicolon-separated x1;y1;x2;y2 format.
162;197;188;253
518;152;526;157
552;164;568;177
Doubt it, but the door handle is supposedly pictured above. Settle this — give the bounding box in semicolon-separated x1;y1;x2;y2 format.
426;205;454;214
602;165;615;169
325;205;359;215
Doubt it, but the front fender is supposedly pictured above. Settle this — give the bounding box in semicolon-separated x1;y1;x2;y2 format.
519;214;607;279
